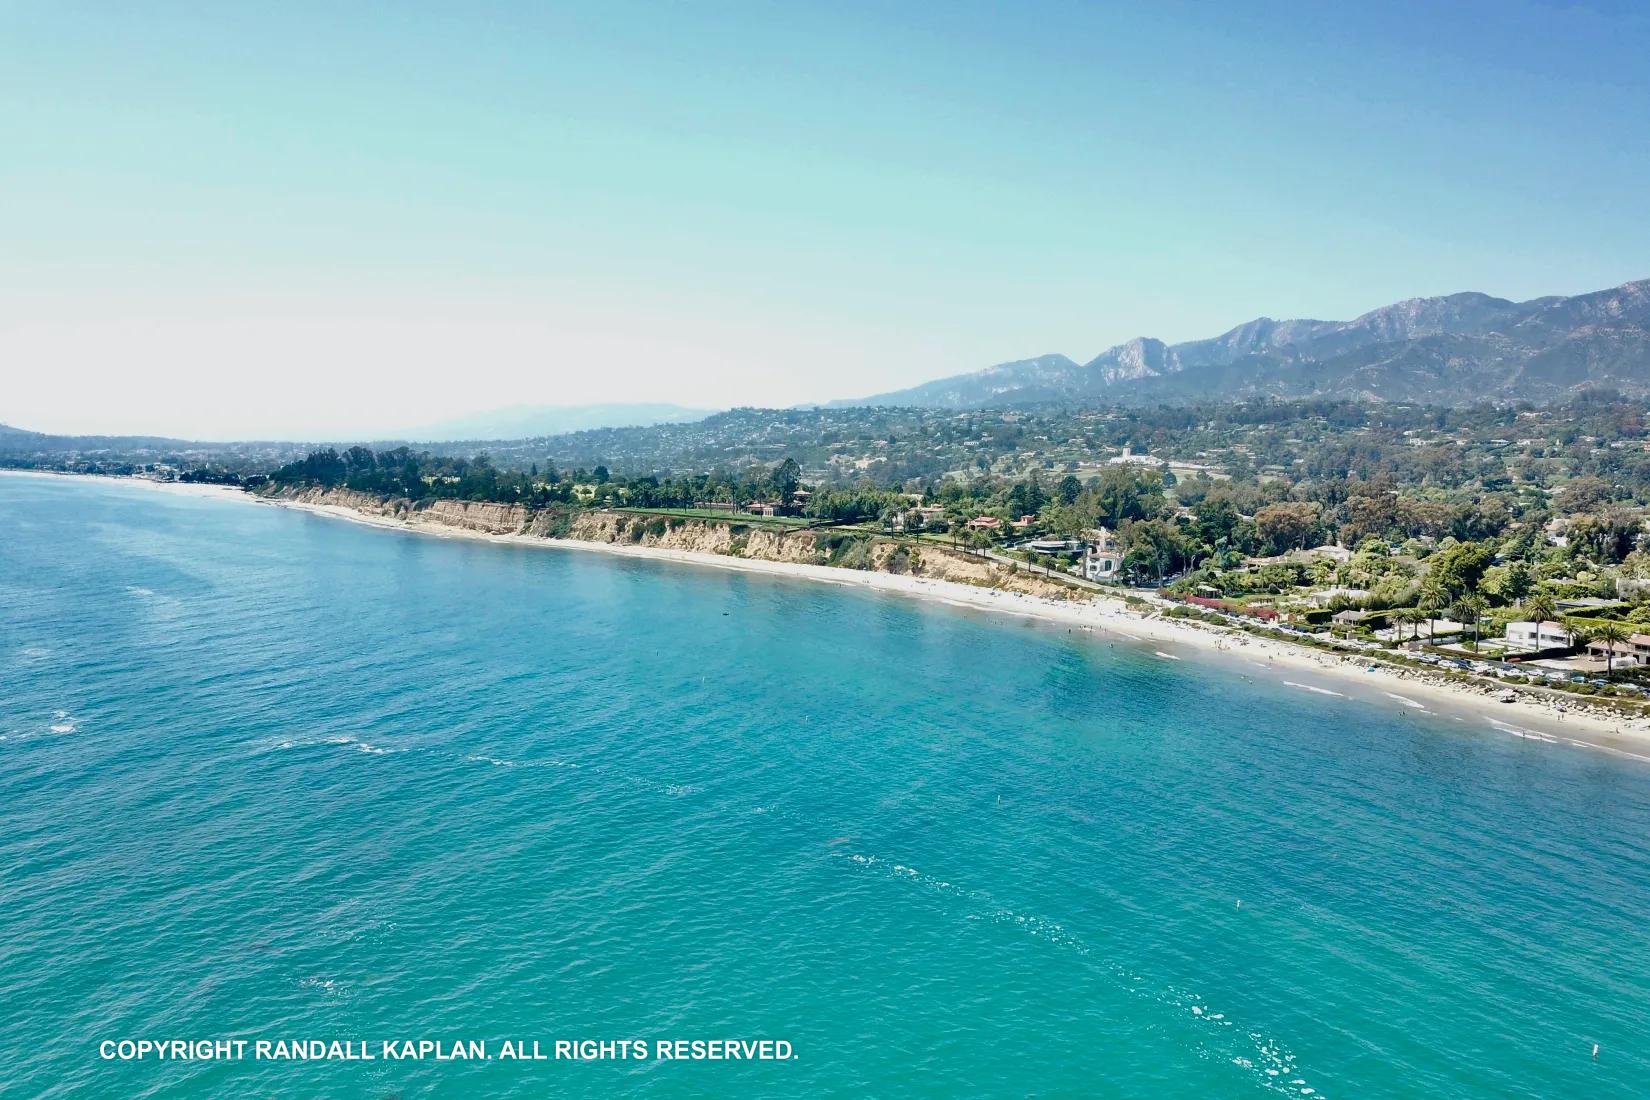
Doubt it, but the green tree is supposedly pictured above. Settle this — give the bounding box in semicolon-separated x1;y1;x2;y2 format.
1591;620;1630;676
1254;502;1322;554
1453;594;1487;652
1394;607;1423;643
1563;619;1594;655
1480;560;1531;605
772;457;801;503
1520;595;1558;653
1120;518;1190;583
1427;541;1494;596
1417;576;1448;641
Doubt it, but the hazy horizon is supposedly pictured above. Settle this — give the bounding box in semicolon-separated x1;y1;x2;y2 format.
6;1;1649;439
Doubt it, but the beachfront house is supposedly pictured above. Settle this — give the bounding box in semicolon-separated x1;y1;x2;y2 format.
1503;620;1573;652
1083;528;1121;581
1026;537;1084;556
1305;587;1373;609
1585;633;1650;667
1583;640;1643;669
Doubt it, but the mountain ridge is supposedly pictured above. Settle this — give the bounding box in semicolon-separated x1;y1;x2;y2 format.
836;278;1650;408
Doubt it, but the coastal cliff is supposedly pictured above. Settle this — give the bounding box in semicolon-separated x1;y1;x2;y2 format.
260;487;1081;600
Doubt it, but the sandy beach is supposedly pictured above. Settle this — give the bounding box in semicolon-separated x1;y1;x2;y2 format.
235;489;1650;763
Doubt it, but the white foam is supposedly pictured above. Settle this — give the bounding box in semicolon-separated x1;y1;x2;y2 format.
1282;681;1345;697
1486;718;1557;743
1154;650;1181;660
297;976;351;998
327;735;393;755
464;753;578;769
261;734;397;755
846;852;1082;951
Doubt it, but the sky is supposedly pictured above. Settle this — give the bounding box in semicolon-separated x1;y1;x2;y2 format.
3;0;1649;440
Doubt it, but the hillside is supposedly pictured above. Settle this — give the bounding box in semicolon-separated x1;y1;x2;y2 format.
840;279;1650;408
399;403;717;442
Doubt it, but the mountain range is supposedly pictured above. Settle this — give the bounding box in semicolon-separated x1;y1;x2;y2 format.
836;278;1650;408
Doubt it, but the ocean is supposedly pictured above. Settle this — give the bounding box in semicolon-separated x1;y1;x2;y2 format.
3;472;1648;1098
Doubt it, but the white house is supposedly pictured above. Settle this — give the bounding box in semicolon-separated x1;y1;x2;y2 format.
1503;620;1573;651
1305;587;1373;609
1083;528;1121;581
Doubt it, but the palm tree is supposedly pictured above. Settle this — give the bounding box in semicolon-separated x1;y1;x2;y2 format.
1394;607;1423;644
1592;620;1630;677
1521;594;1558;653
1418;576;1448;642
1454;594;1488;652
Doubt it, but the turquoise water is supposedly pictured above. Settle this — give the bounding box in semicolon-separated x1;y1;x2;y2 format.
3;474;1649;1098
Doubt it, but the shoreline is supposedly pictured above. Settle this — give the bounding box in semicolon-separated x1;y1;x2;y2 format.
249;491;1650;762
0;468;257;502
9;469;1648;762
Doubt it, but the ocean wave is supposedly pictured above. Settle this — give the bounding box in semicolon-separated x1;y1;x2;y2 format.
297;975;352;999
257;734;398;755
463;753;579;769
846;851;1322;1096
1282;681;1345;697
1485;718;1557;744
847;852;1084;952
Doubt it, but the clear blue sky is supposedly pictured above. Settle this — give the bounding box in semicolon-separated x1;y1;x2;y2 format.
4;0;1648;437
